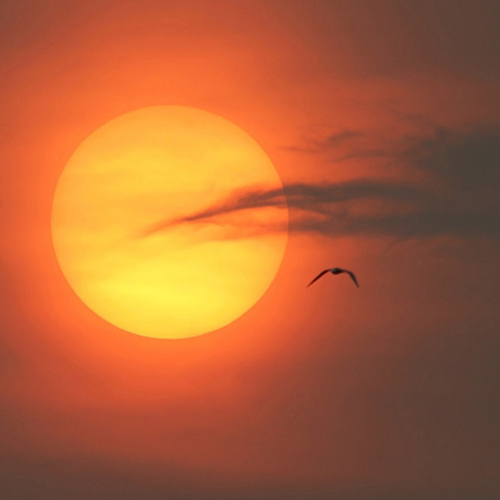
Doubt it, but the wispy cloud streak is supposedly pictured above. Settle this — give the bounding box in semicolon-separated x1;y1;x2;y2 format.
141;180;443;239
141;125;500;242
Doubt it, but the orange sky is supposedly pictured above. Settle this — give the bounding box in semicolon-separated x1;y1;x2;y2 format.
1;1;500;498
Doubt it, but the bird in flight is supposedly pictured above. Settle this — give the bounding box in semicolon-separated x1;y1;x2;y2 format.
307;268;359;288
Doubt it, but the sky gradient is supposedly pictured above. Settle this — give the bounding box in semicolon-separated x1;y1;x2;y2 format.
1;1;499;498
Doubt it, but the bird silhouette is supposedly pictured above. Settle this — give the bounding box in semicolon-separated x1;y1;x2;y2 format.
307;268;359;288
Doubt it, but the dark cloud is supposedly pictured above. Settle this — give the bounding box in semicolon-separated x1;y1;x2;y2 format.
317;130;364;147
283;130;389;162
141;179;499;240
141;180;430;238
144;125;500;241
404;125;500;189
284;130;366;154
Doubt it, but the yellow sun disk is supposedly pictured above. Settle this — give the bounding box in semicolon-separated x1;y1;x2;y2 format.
52;106;288;339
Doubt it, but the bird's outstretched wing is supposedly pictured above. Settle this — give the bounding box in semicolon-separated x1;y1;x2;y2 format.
307;270;330;287
345;270;359;288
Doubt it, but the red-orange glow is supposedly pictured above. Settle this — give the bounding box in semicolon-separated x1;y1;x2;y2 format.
1;2;500;497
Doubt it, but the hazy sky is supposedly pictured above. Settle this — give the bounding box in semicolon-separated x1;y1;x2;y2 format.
1;1;499;498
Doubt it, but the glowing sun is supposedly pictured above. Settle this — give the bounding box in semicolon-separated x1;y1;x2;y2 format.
51;106;288;339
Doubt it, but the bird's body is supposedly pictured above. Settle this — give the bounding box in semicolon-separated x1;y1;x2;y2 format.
307;267;359;288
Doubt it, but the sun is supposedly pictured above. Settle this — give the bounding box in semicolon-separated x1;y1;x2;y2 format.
51;106;288;339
